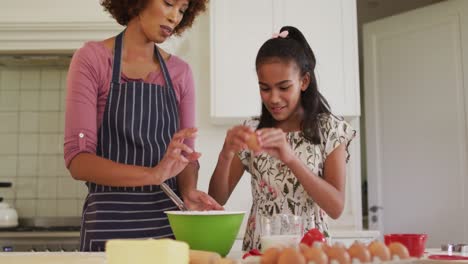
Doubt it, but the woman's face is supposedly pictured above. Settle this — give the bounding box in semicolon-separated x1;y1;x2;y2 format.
257;59;309;123
138;0;189;43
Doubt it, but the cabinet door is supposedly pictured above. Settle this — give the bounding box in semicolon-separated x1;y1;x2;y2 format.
275;0;360;116
210;0;274;122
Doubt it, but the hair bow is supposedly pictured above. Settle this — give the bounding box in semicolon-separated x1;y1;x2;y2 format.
271;30;289;39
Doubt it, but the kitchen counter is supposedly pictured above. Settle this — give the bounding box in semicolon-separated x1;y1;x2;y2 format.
329;229;381;247
0;242;245;263
329;229;381;237
0;248;467;264
0;251;243;264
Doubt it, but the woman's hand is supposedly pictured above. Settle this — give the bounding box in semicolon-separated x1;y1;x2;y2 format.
183;189;224;211
153;128;200;184
257;128;295;163
220;125;254;159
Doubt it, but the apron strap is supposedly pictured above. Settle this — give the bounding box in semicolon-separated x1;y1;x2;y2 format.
111;31;124;85
154;46;175;93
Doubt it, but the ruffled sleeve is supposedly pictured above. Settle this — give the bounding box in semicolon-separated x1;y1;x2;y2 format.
320;114;356;162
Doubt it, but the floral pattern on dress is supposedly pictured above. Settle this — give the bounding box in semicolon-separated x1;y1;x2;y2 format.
238;114;356;251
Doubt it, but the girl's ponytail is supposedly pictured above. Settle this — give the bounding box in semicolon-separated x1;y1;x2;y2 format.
279;26;316;71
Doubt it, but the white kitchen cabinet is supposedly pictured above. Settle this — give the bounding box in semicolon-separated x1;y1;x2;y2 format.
210;0;360;122
210;0;274;123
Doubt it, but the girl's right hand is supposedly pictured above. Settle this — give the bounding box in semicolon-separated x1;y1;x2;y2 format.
153;128;200;184
221;125;254;159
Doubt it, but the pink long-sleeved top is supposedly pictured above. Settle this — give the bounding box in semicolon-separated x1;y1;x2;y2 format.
64;41;196;168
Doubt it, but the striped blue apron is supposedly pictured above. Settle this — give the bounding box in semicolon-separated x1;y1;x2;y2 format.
80;31;181;252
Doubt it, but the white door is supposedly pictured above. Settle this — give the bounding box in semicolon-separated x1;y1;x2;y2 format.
364;0;468;247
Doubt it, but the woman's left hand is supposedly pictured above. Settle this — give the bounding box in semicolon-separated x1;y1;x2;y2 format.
183;189;224;211
257;128;295;163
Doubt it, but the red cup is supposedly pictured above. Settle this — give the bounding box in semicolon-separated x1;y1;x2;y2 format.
384;234;428;258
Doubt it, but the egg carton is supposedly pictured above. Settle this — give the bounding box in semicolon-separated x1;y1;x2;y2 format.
242;256;420;264
240;239;424;264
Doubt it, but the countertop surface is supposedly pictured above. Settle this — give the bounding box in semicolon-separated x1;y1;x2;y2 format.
0;248;467;264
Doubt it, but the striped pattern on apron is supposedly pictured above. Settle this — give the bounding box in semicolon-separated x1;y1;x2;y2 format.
79;31;181;252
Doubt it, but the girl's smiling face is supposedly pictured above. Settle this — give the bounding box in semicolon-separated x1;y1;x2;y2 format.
257;59;310;129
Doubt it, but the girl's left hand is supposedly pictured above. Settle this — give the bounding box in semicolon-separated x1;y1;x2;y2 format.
257;128;295;163
183;189;224;211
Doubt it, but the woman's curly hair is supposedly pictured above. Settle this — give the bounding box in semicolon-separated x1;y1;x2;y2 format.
100;0;208;35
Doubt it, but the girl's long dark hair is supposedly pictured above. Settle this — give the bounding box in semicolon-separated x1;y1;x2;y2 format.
256;26;332;144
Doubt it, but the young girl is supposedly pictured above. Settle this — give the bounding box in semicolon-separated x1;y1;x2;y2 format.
208;26;356;251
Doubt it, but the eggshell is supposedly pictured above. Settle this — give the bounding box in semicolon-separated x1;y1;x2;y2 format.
348;241;371;263
368;241;391;262
388;242;410;260
278;247;306;264
246;132;261;151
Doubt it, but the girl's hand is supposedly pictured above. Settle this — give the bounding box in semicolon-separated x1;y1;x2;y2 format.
221;125;254;159
183;189;224;211
154;128;201;184
257;128;295;163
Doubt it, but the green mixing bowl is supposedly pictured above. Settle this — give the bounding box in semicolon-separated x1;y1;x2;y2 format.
165;210;245;257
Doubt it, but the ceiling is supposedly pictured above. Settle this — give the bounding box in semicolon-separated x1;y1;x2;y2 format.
357;0;446;24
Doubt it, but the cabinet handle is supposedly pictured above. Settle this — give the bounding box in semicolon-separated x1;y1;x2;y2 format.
369;205;383;213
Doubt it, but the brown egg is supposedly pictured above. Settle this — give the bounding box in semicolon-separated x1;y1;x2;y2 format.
261;247;281;264
246;132;261;151
348;241;371;263
368;241;391;261
388;242;410;260
303;246;328;264
278;247;306;264
327;244;351;264
299;243;310;254
321;242;332;253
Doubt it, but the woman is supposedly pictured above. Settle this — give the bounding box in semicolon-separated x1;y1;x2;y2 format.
64;0;221;251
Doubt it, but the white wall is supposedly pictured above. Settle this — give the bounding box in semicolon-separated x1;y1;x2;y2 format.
162;12;253;233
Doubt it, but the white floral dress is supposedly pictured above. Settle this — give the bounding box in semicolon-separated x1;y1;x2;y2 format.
238;114;356;251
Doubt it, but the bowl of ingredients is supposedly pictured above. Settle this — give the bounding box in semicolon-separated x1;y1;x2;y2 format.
165;210;245;257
